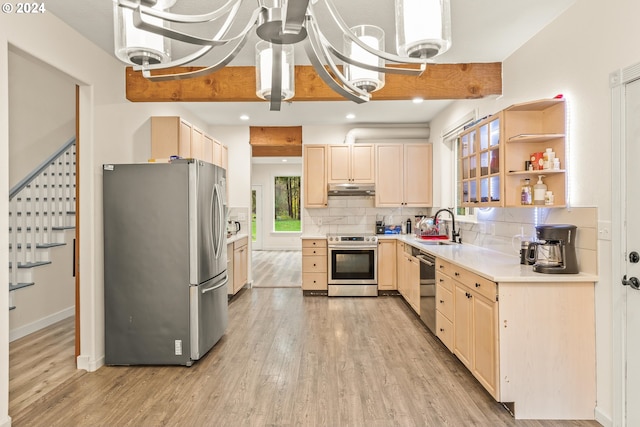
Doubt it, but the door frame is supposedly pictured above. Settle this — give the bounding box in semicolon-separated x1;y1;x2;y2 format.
252;185;263;250
610;62;640;426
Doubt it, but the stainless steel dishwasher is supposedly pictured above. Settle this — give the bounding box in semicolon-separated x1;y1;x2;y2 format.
415;249;436;334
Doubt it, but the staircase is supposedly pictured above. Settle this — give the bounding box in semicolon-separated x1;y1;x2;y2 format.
9;137;76;311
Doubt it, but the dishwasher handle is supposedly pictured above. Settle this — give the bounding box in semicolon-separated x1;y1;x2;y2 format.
416;254;435;266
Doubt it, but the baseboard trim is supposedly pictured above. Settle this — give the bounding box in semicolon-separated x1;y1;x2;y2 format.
0;414;12;427
9;306;75;342
77;354;104;373
595;407;612;427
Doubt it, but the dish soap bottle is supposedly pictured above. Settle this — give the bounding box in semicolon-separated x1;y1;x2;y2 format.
520;178;532;205
533;175;547;205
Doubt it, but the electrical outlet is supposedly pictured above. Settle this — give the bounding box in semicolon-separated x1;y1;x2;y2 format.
598;220;612;241
317;217;323;226
238;212;246;221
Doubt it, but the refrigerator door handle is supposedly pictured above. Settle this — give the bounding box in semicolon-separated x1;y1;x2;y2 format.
213;183;225;260
202;276;229;294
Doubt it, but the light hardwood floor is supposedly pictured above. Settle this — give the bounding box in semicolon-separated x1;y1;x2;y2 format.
252;250;302;288
9;289;601;427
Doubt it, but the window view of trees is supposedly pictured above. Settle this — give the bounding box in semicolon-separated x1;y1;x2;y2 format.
274;176;301;232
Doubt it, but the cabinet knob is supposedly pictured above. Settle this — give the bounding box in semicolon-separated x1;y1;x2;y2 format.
439;300;444;304
466;292;472;298
439;278;444;282
313;250;317;254
475;283;481;288
440;328;445;332
313;263;316;267
455;272;460;276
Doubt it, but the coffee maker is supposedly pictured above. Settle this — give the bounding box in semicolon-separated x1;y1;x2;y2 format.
526;224;579;274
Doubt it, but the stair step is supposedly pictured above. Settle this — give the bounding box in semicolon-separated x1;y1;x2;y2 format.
9;282;35;291
9;261;52;269
9;242;66;250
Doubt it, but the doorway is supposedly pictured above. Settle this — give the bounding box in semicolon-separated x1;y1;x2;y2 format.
252;185;263;250
612;64;640;426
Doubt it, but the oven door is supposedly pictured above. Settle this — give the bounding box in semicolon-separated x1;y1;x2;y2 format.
328;246;377;285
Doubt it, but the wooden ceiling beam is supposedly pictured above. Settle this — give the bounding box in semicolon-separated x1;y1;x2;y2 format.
125;63;502;103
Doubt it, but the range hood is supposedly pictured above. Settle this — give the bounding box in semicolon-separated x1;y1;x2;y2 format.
327;183;375;197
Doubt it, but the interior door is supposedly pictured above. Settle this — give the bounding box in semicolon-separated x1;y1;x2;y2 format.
252;185;262;250
625;77;640;426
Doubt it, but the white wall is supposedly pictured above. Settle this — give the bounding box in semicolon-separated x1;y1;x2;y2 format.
426;1;640;423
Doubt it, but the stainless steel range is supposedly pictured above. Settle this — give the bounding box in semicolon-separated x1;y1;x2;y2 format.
327;234;378;297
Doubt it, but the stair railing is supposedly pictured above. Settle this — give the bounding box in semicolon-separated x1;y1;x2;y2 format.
9;137;76;288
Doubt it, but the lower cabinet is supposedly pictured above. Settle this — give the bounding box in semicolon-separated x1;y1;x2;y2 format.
230;236;248;295
377;239;397;290
437;258;499;399
397;243;420;314
302;238;327;290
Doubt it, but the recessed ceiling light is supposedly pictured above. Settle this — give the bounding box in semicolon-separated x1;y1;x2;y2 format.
240;114;249;121
282;159;288;162
346;113;356;119
412;97;424;104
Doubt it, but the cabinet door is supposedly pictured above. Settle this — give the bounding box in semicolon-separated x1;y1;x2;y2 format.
304;145;328;208
178;119;192;159
404;143;433;207
222;145;228;170
203;134;214;164
212;138;222;166
473;294;498;397
327;145;351;183
350;145;374;183
227;243;234;295
375;145;404;207
191;127;204;161
233;246;243;293
396;242;405;294
408;255;420;313
377;240;397;290
454;284;473;368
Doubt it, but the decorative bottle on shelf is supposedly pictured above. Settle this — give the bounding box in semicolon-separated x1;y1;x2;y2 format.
520;178;532;205
533;175;547;205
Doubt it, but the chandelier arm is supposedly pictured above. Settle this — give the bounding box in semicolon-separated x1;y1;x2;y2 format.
304;19;369;103
132;6;262;47
138;29;253;81
118;0;244;24
313;0;432;64
270;44;283;111
328;45;426;76
282;0;310;36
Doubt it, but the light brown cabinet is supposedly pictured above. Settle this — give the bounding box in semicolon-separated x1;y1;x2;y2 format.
458;98;567;208
303;145;328;208
437;257;499;399
398;243;420;314
151;116;228;167
302;238;327;290
503;98;566;207
377;240;397;291
327;144;374;183
231;236;249;295
375;143;433;207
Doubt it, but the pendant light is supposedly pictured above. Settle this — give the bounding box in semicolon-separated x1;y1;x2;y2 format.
255;41;295;105
395;0;451;59
113;0;175;66
344;25;385;93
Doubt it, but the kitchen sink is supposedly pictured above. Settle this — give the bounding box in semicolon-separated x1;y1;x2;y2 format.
415;239;452;246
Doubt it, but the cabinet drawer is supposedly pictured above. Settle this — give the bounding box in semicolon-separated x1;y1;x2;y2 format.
302;239;327;248
436;311;454;352
459;270;497;301
436;282;454;321
436;271;453;292
302;247;327;257
302;272;327;290
302;255;327;273
436;258;455;278
234;236;248;249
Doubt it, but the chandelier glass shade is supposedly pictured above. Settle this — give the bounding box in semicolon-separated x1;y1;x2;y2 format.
113;0;452;111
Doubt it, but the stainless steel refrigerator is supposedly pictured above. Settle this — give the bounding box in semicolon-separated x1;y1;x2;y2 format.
103;160;228;366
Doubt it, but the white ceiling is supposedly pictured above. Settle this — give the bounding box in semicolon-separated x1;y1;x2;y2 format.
47;0;575;127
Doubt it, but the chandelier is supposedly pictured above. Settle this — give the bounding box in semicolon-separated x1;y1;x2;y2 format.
113;0;452;111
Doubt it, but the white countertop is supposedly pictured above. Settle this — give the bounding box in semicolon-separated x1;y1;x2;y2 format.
227;233;248;245
382;234;598;283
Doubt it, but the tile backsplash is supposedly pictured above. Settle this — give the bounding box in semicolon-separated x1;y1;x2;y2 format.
304;201;598;275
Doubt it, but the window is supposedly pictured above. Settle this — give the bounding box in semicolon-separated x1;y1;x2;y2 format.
273;176;301;232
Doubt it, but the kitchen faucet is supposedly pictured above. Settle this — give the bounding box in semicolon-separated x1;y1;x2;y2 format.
434;208;461;243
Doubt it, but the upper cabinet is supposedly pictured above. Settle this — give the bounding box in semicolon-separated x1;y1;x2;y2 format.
303;145;328;208
503;99;566;207
327;144;374;183
458;115;503;207
458;98;566;208
150;116;226;167
376;143;433;207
